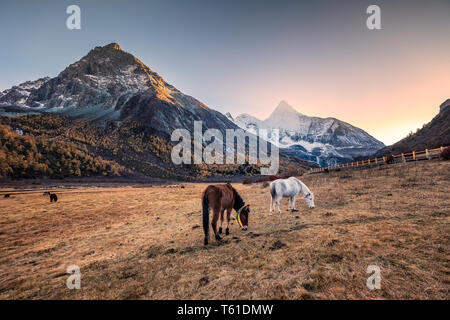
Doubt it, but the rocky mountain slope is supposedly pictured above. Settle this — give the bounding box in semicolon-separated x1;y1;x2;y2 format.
232;101;385;166
0;43;235;136
0;77;50;108
375;99;450;156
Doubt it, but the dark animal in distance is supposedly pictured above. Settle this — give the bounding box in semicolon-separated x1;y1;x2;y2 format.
441;146;450;160
385;155;395;164
49;193;58;203
201;183;250;245
4;194;10;198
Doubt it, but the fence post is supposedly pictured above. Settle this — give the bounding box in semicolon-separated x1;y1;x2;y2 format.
441;146;444;152
383;156;386;163
413;151;416;160
426;149;429;159
375;158;378;164
402;153;405;162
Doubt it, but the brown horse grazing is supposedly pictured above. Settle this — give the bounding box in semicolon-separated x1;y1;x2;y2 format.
201;183;250;245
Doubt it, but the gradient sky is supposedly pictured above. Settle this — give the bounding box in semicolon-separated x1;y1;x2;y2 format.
1;0;449;145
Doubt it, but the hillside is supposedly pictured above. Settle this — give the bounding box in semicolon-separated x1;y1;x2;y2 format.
376;100;450;156
0;123;124;179
0;114;313;180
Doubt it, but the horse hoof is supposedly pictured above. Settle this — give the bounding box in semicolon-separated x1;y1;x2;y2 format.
204;239;208;245
218;227;222;234
215;235;222;241
225;228;230;236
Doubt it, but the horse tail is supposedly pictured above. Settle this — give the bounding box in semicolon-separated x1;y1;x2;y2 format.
202;190;210;245
270;182;276;198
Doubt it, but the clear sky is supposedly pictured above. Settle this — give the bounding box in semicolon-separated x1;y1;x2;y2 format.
1;0;449;145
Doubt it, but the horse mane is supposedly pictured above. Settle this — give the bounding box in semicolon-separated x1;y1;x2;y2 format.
289;177;311;196
231;186;245;211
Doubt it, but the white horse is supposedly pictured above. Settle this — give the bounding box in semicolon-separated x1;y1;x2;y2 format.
269;177;315;215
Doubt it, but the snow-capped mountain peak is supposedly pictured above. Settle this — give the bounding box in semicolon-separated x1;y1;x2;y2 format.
270;100;302;117
232;101;384;167
264;101;310;131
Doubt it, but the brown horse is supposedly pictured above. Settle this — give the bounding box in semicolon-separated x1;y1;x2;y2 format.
201;183;250;245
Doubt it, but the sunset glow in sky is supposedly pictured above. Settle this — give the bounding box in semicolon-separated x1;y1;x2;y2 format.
1;0;449;145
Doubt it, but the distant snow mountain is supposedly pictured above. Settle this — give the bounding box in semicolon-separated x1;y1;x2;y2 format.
232;101;385;166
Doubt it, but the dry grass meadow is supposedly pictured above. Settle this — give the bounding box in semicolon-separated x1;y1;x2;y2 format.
0;160;449;300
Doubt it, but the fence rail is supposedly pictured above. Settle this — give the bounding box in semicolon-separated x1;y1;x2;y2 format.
309;146;448;173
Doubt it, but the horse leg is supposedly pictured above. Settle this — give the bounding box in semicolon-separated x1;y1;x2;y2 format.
291;194;299;212
218;209;224;234
225;208;232;235
211;208;222;241
276;195;282;214
288;197;292;210
270;196;273;216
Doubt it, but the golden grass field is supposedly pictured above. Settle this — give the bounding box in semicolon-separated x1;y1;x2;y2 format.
0;160;449;300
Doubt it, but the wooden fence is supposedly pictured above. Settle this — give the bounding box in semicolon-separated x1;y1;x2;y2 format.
309;146;448;173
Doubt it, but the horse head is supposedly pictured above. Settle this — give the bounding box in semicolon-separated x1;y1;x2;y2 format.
237;204;250;231
305;192;315;209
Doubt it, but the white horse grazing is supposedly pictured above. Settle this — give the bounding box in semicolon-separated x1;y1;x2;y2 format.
269;177;315;215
